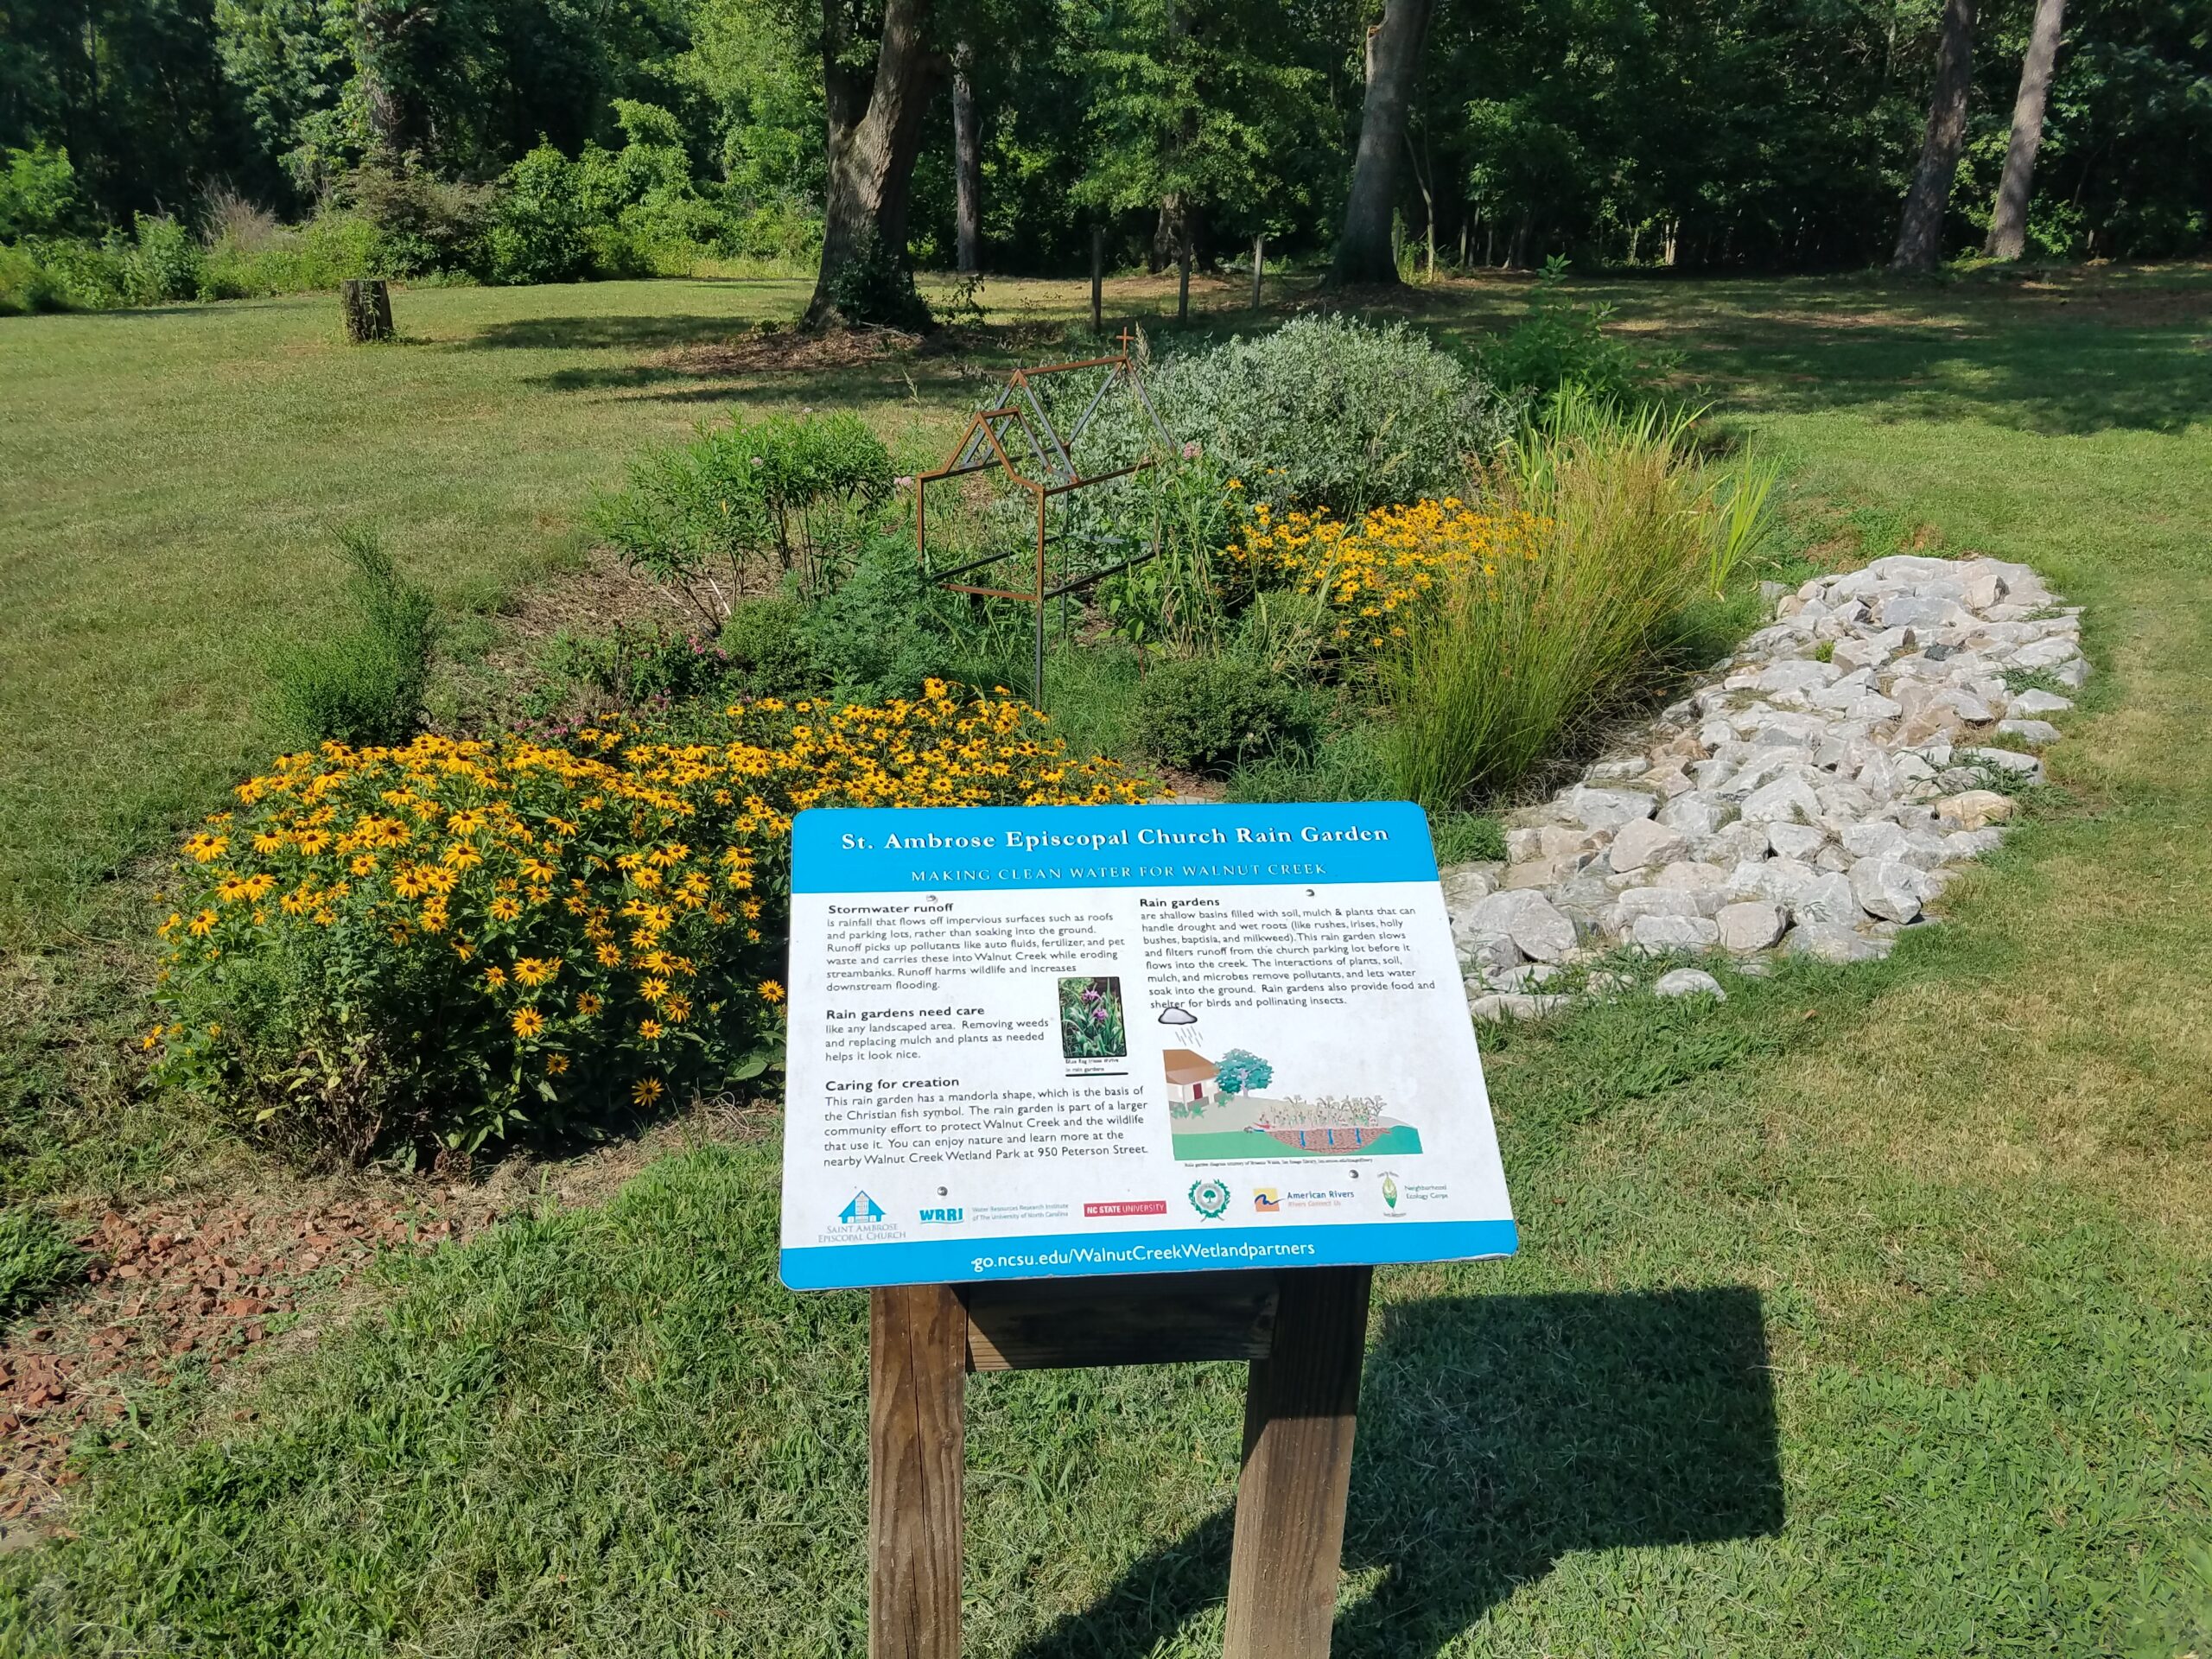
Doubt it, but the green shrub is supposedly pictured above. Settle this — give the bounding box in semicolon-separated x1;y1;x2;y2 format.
486;143;594;284
127;213;205;303
1384;398;1749;806
594;410;893;627
537;622;741;711
1115;315;1520;512
153;688;1155;1159
0;243;67;314
1482;257;1676;411
1133;653;1316;775
0;143;81;240
721;597;829;696
0;1205;83;1319
332;157;494;278
268;530;437;747
798;531;963;702
822;222;934;330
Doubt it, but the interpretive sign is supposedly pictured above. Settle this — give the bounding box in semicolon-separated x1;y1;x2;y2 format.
779;801;1516;1291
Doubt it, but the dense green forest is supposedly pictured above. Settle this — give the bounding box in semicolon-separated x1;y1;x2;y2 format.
2;0;2209;308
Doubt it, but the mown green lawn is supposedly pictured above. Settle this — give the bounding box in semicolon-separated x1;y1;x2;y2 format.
1;267;2208;1655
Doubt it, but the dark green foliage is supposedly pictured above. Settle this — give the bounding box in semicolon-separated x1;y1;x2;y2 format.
1482;258;1675;410
821;223;933;331
0;144;80;239
486;143;594;285
537;622;739;710
719;597;829;698
125;213;205;302
1131;654;1315;776
0;1205;83;1319
794;532;958;702
594;410;893;629
267;529;436;747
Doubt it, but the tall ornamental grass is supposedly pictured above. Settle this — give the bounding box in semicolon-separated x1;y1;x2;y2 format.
1385;393;1777;807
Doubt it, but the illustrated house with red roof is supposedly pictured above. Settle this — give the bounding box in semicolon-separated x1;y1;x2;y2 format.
1162;1048;1217;1104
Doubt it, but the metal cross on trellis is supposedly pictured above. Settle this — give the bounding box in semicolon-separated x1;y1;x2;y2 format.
914;336;1177;709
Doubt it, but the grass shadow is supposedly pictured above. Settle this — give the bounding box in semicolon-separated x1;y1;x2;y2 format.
1016;1285;1780;1656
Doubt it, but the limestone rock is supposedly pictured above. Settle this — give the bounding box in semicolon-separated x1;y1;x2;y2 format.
1946;791;2017;831
1631;913;1721;951
1792;871;1860;925
1654;967;1727;1000
1607;816;1689;874
1714;900;1786;952
1568;786;1659;831
1848;856;1930;925
1785;921;1885;964
1460;889;1580;963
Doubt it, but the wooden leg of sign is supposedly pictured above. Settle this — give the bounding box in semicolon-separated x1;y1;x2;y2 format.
1220;1266;1373;1659
869;1284;965;1659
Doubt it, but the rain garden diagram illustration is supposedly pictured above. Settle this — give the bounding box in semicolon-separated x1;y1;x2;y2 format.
1155;1003;1426;1162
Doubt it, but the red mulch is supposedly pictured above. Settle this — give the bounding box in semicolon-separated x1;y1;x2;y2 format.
0;1193;504;1537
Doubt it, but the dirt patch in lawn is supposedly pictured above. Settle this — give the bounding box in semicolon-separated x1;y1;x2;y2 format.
0;1097;771;1552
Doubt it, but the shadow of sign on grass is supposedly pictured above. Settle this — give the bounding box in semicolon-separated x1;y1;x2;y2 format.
1015;1286;1781;1657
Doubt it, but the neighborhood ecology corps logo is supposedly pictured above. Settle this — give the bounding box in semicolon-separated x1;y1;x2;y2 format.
1381;1173;1400;1211
1253;1187;1281;1213
1188;1178;1232;1220
838;1192;886;1224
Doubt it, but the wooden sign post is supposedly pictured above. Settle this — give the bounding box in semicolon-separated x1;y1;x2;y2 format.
868;1266;1372;1659
780;803;1520;1657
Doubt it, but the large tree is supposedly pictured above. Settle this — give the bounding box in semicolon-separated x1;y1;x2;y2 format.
1332;0;1429;283
1984;0;2065;259
804;0;944;326
1891;0;1978;270
950;38;980;272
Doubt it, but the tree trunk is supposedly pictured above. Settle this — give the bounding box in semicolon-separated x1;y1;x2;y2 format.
340;279;393;343
951;42;982;275
806;0;942;327
1332;0;1431;285
1892;0;1978;271
1985;0;2065;259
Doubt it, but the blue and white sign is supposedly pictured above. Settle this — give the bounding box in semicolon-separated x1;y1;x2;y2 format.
779;802;1517;1290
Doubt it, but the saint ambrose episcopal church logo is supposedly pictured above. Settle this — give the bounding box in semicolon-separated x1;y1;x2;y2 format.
838;1192;886;1224
1187;1178;1232;1220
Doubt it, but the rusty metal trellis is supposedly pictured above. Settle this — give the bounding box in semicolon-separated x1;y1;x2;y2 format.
915;334;1175;709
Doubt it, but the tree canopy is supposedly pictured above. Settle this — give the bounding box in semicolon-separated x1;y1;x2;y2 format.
3;0;2207;266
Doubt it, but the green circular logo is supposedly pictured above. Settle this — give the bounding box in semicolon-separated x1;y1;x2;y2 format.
1188;1178;1232;1219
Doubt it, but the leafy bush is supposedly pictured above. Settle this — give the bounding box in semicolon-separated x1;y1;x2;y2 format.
1132;653;1316;775
1130;315;1521;512
486;143;595;285
720;598;829;697
537;622;740;710
268;531;437;747
127;213;206;303
0;243;67;314
0;1205;83;1319
822;222;934;330
0;143;81;239
594;410;893;626
1384;397;1766;806
152;685;1159;1159
322;156;495;279
1482;257;1676;411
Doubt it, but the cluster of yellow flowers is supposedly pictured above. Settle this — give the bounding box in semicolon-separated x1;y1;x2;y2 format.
155;682;1157;1151
1228;498;1545;652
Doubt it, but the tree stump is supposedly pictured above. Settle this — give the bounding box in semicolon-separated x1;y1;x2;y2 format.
341;279;394;344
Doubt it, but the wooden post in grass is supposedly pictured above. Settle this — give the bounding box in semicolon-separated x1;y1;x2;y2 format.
868;1284;965;1659
341;280;393;343
1221;1267;1373;1658
1251;232;1265;309
867;1268;1370;1658
1091;227;1104;334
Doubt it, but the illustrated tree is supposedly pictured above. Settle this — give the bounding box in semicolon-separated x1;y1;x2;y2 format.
1213;1048;1274;1097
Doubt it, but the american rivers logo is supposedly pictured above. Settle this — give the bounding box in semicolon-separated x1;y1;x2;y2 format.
919;1206;964;1224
